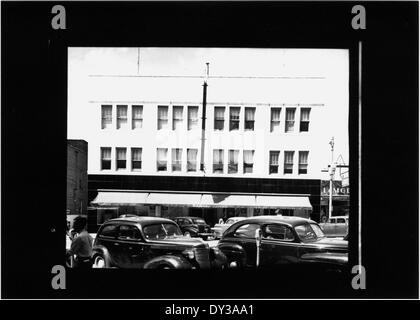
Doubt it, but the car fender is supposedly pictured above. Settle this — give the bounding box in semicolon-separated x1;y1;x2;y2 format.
217;241;246;265
92;245;113;266
143;254;193;269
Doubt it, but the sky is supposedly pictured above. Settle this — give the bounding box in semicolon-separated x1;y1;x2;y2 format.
68;47;349;166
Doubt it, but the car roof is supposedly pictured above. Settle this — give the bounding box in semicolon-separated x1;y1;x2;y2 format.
234;215;316;227
174;216;204;219
104;216;176;226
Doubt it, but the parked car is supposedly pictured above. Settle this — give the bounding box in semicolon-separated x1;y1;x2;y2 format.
212;217;248;239
218;216;348;273
92;216;226;269
319;216;349;237
172;217;214;240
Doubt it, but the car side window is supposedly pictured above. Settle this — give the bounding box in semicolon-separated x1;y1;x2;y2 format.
118;225;141;240
330;218;336;223
336;218;345;223
99;224;118;238
233;224;260;238
263;224;295;241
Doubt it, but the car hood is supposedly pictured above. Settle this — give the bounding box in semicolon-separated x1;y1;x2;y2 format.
151;236;207;247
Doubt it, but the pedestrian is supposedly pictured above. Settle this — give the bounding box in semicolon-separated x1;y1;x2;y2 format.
68;216;93;269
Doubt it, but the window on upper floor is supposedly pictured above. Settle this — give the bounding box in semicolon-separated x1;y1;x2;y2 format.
228;150;239;174
269;151;280;174
172;148;182;172
157;106;169;130
116;148;127;170
213;149;224;173
173;106;183;130
284;151;294;174
214;107;225;131
101;105;112;129
270;108;281;132
187;149;198;172
116;105;128;129
101;147;111;170
229;107;240;131
131;148;142;171
300;108;311;132
156;148;168;171
244;107;255;131
243;150;254;174
188;106;199;130
132;105;143;129
285;108;296;133
299;151;309;174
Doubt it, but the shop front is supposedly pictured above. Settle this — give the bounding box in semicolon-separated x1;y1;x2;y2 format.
320;180;350;222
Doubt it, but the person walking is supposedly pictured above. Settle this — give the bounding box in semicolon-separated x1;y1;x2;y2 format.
68;216;93;269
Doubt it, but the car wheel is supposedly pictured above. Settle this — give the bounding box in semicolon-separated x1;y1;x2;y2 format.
92;254;108;268
184;231;191;237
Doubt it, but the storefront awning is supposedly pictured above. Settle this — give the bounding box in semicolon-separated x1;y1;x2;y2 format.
255;195;312;209
200;194;256;208
91;191;149;206
91;191;312;210
146;193;202;207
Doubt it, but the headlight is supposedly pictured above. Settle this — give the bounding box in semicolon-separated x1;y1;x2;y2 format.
182;249;195;260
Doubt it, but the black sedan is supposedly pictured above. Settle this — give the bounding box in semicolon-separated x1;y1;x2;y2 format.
218;216;348;272
92;216;226;269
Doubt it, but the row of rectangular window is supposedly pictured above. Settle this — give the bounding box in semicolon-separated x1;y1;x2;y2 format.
100;147;308;175
101;105;310;133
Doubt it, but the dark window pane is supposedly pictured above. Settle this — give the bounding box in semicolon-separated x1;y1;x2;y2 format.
215;120;224;130
102;160;111;170
117;160;126;169
228;163;238;174
244;164;253;173
300;121;309;132
132;161;142;170
269;165;278;174
230;121;239;131
245;121;254;130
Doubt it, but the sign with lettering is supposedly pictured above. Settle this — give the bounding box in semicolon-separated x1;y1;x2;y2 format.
321;180;350;197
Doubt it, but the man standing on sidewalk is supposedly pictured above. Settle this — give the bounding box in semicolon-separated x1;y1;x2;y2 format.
68;216;93;269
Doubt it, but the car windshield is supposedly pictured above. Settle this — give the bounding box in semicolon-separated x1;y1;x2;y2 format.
143;223;182;240
294;223;325;241
192;218;206;224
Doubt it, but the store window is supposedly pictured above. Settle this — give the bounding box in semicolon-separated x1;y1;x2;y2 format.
173;106;183;130
228;150;239;173
131;148;142;171
188;106;199;130
285;108;296;132
157;106;169;130
101;147;111;170
269;151;280;174
298;151;309;174
229;107;240;131
270;108;281;132
243;150;254;173
157;148;168;171
101;105;112;129
172;148;182;171
116;105;128;129
116;148;127;170
300;108;310;132
284;151;294;174
244;107;255;130
187;149;198;172
213;149;224;173
214;107;225;130
132;105;143;129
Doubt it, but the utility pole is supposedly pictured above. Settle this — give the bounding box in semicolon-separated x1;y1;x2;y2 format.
200;63;209;172
328;137;335;221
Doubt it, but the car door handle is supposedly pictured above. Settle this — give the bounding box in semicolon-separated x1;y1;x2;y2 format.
114;243;120;246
